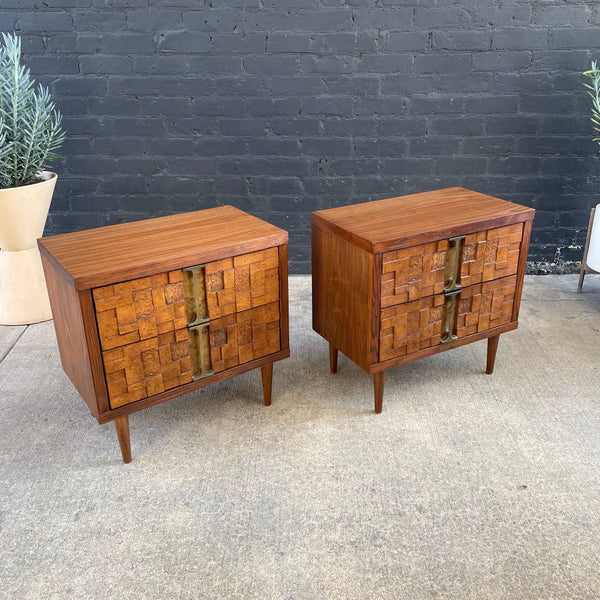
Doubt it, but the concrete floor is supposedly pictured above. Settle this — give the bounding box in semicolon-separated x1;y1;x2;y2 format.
1;275;599;599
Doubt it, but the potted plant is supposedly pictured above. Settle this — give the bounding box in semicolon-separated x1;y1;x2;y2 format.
0;32;66;324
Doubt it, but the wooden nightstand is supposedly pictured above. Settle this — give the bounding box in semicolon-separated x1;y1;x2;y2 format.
39;206;289;462
311;187;535;413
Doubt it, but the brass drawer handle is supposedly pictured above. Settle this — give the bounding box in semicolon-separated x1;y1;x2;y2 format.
441;288;460;344
183;264;209;327
444;235;466;293
188;322;214;381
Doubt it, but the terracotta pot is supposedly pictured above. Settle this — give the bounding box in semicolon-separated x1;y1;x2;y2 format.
0;172;57;325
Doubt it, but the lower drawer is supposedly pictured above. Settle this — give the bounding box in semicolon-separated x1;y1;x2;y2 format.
207;301;281;373
101;301;282;409
102;330;193;409
379;275;517;363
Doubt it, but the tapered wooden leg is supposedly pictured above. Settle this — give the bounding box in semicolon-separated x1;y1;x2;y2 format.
486;335;500;374
114;415;132;463
578;267;586;293
329;343;338;374
261;363;273;406
373;371;385;414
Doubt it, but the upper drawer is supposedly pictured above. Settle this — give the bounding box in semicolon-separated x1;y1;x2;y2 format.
92;247;280;351
380;223;523;308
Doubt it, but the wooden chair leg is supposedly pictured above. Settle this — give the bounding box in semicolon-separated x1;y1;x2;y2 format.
261;363;273;406
486;335;500;374
114;415;132;463
578;267;586;293
329;343;338;374
373;371;385;414
579;207;596;293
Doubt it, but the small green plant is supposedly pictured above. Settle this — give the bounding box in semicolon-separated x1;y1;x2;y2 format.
0;32;65;189
583;60;600;148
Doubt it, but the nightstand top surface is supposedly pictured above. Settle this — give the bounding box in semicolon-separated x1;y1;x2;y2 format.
39;205;287;290
311;187;535;253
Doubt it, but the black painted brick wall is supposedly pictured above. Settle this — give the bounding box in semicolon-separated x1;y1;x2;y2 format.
2;1;600;272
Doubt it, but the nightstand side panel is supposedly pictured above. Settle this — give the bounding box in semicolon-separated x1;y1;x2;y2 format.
40;251;100;419
312;224;373;371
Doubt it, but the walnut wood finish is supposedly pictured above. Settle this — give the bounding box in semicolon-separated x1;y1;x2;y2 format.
93;271;187;351
38;205;287;291
311;187;535;413
486;335;500;375
459;223;523;288
379;294;445;362
312;187;534;254
373;372;385;414
380;223;522;308
381;239;448;307
329;343;338;374
204;247;279;319
209;301;281;373
98;348;290;425
114;414;132;463
455;275;517;338
261;363;273;406
39;207;289;462
40;250;100;417
312;224;374;371
102;330;193;409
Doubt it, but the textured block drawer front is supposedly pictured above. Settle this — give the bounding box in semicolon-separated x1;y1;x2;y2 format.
93;271;187;351
102;330;193;409
381;240;448;307
379;295;445;361
203;247;280;319
209;301;281;373
380;223;524;308
456;275;517;338
460;224;523;288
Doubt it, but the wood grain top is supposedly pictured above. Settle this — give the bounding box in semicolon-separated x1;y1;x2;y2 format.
311;187;535;253
38;206;288;290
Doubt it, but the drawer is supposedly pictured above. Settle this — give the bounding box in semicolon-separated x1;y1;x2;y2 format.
379;275;517;362
93;271;188;351
102;330;193;409
185;247;279;322
204;301;281;373
380;223;523;308
92;247;281;409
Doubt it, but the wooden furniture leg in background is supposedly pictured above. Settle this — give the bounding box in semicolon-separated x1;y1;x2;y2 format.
373;371;385;414
114;415;132;463
261;364;273;406
486;335;500;374
578;207;596;292
329;343;338;374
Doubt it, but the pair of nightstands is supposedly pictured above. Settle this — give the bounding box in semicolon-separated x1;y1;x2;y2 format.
40;188;534;462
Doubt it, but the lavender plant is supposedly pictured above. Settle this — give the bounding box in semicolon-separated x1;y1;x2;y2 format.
0;33;65;189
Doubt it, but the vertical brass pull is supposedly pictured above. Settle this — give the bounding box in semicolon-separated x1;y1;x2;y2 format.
189;323;214;380
441;288;460;344
183;264;209;326
444;235;466;293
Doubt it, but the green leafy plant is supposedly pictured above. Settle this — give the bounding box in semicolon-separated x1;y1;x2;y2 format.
583;60;600;148
0;32;66;189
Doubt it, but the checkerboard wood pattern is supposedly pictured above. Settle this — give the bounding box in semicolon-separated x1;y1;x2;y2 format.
209;301;281;373
459;223;523;288
101;330;193;409
379;294;445;361
380;224;523;308
456;275;517;338
204;247;280;319
381;240;448;307
93;271;187;351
